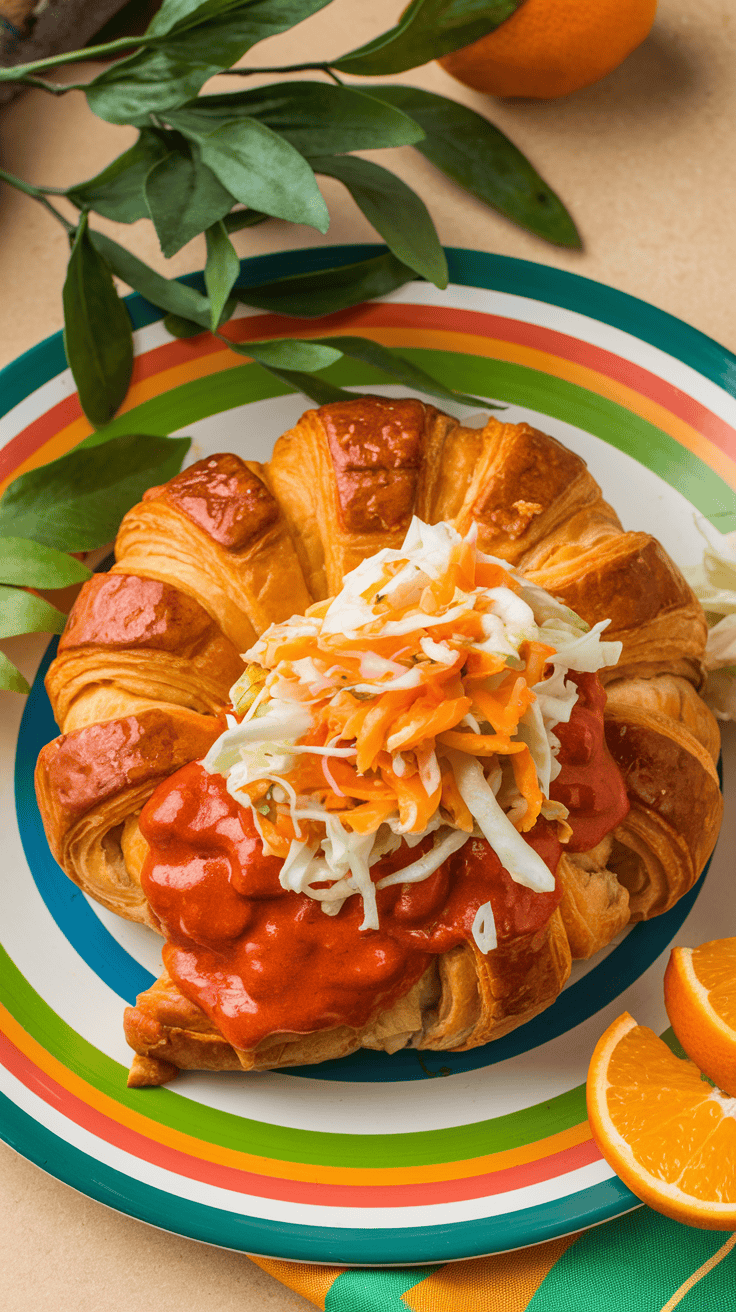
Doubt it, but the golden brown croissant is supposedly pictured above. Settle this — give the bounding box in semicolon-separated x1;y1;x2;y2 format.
34;398;723;1084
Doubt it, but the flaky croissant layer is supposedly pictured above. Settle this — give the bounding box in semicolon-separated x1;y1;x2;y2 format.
34;400;723;1083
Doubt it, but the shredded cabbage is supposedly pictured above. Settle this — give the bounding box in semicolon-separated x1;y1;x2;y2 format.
683;528;736;721
472;902;498;954
201;516;620;953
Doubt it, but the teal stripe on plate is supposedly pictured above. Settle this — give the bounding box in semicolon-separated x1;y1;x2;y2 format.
0;1089;637;1263
3;245;736;417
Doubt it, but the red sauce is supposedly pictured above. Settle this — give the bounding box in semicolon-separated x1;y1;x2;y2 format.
551;672;630;852
139;670;629;1051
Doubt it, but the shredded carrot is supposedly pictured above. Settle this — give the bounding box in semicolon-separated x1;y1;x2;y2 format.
386;695;472;753
254;814;292;858
323;691;367;738
380;762;441;833
342;799;396;834
424;540;477;609
261;635;319;665
427;611;487;642
475;561;521;593
472;676;535;735
328;761;394;802
340;700;374;743
440;769;474;832
320;634;415;660
463;650;507;681
239;779;271;804
437;730;526;756
354;690;416;773
510;746;543;832
520;640;556;686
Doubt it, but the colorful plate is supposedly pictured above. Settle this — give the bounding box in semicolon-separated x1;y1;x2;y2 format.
2;246;734;1265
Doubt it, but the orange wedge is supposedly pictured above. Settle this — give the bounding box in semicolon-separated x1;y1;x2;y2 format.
586;1012;736;1228
665;938;736;1098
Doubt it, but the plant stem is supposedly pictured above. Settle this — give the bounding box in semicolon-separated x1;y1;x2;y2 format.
35;196;76;233
0;168;75;231
218;61;343;82
7;75;83;94
0;34;140;81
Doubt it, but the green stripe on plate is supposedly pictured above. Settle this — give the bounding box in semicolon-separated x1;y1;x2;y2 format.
93;363;288;443
96;350;735;529
0;944;586;1167
0;1086;635;1261
399;349;735;525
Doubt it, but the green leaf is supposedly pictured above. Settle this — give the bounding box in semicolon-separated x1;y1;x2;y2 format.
62;213;134;429
311;336;494;407
0;586;67;639
86;0;334;125
164;312;205;338
255;366;357;405
310;155;447;288
371;86;581;249
146;0;331;42
145;143;234;258
89;231;211;327
192;119;329;232
0;538;91;588
0;433;191;552
223;337;343;371
232;252;416;318
86;49;213;127
169;83;424;155
204;221;241;330
334;0;525;75
0;650;30;694
65;129;170;223
145;0;252;39
223;208;268;233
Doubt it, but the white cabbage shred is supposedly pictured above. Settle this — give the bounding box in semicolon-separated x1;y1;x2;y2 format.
201;518;622;954
683;525;736;721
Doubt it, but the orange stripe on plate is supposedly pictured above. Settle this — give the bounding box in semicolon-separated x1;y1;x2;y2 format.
5;327;736;495
0;1002;591;1184
324;326;736;489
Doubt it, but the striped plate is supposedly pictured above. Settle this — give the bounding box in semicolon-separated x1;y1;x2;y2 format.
2;246;734;1265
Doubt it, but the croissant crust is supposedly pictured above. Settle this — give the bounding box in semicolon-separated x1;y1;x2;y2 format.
34;400;723;1081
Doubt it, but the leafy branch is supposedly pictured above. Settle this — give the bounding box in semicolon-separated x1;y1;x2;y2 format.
0;0;582;692
0;0;579;428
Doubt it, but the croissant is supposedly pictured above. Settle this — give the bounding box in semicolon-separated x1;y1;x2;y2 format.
34;398;723;1085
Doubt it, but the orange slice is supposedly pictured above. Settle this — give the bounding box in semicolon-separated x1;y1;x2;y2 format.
664;939;736;1098
586;1012;736;1228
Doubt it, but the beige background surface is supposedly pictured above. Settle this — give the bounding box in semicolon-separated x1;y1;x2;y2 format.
1;0;735;1307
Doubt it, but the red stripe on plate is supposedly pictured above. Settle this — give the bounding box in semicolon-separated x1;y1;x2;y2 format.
0;1027;601;1208
4;303;735;482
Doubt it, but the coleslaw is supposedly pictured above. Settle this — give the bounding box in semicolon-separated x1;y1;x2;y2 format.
203;519;622;953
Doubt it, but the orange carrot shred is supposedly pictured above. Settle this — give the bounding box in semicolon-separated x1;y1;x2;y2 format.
342;800;395;834
440;769;474;832
386;696;472;753
437;730;526;756
510;745;543;832
520;640;556;686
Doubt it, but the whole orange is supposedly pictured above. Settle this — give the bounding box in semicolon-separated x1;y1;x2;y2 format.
438;0;658;100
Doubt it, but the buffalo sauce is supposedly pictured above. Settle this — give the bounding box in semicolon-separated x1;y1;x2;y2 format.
550;672;630;852
139;671;628;1051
